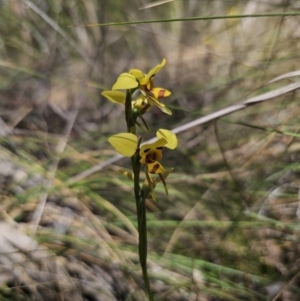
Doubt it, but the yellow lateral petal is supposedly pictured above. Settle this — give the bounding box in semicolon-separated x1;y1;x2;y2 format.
108;133;138;157
101;90;125;104
156;129;178;149
112;73;138;90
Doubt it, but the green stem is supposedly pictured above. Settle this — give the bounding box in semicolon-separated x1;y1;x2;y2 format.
132;154;141;225
125;89;137;134
125;90;132;132
133;158;154;301
125;89;154;301
139;189;154;301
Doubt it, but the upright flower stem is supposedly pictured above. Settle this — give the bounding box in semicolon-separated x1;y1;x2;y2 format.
139;188;154;301
125;90;154;301
105;60;176;301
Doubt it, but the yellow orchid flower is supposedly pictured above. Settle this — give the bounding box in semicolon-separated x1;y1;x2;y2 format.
109;59;172;115
102;87;171;116
139;129;177;174
108;129;177;174
130;59;172;115
139;138;166;174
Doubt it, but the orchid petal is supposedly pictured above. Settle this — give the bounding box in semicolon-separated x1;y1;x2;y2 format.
153;168;174;184
139;58;166;85
129;68;144;80
112;73;138;90
146;58;166;79
101;91;125;104
157;129;178;149
141;90;172;115
140;148;163;164
151;87;171;99
139;138;167;156
108;133;138;157
132;96;148;111
147;162;165;174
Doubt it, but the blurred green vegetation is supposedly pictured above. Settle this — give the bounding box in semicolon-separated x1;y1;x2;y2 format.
1;0;300;300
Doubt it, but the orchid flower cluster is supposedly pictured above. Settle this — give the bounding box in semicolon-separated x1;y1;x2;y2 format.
102;59;176;299
102;59;177;199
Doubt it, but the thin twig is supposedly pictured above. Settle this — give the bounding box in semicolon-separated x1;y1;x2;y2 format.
272;270;300;301
79;12;300;27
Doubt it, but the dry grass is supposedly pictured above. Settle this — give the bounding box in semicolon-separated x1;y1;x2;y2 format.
0;0;300;300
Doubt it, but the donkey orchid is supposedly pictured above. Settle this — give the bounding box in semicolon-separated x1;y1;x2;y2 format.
108;129;177;174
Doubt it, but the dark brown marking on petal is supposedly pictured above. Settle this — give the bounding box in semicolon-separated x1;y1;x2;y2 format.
145;152;156;163
158;89;166;99
149;163;160;174
156;147;163;150
143;148;150;153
